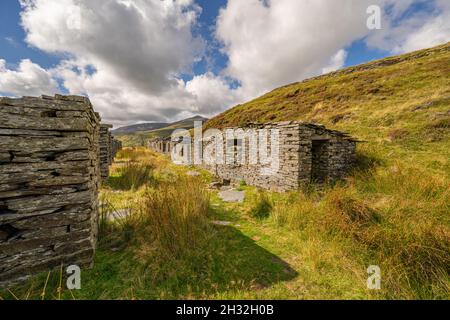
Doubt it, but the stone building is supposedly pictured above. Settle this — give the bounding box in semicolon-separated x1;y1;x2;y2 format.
148;137;174;155
152;121;357;192
0;95;101;287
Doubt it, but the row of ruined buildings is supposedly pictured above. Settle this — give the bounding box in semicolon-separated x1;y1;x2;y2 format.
149;121;358;192
0;95;122;288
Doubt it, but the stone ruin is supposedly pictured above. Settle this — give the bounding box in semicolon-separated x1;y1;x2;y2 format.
0;94;122;288
111;138;123;161
99;124;122;181
152;121;357;192
148;137;174;155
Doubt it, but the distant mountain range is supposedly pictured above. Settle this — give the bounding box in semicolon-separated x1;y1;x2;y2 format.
113;115;208;146
112;122;169;134
112;115;208;135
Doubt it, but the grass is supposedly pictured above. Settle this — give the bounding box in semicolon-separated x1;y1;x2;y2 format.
2;148;448;300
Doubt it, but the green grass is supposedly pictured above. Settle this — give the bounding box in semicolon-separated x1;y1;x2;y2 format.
2;148;448;300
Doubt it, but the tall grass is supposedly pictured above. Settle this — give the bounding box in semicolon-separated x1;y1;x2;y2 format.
115;147;158;162
263;159;450;299
121;176;212;258
108;161;155;190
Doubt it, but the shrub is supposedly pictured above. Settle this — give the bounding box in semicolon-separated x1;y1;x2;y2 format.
108;161;155;190
131;176;212;259
388;128;409;141
250;191;273;219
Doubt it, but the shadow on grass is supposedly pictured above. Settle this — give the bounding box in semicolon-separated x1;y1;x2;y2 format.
353;150;384;173
1;224;298;300
92;224;298;299
206;225;298;289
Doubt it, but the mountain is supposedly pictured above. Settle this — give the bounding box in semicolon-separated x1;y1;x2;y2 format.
112;122;168;134
116;115;208;146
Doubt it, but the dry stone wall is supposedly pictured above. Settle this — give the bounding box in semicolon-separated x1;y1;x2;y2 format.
111;138;122;161
157;121;357;192
99;125;122;181
148;137;173;155
0;95;101;287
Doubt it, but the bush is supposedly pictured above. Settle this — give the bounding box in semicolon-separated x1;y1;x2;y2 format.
250;191;273;219
266;161;450;298
131;176;212;259
108;161;155;190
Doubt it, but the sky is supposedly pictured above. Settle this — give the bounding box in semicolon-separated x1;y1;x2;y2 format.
0;0;449;127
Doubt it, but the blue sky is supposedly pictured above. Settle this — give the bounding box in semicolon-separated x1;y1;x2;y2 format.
0;1;59;68
0;0;449;125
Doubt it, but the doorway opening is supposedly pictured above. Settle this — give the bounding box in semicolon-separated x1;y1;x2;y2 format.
311;140;329;183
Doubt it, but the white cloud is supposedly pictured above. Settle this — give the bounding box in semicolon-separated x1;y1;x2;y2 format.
322;50;348;74
366;0;450;53
214;0;450;101
14;0;212;125
185;72;242;117
0;59;58;97
215;0;376;99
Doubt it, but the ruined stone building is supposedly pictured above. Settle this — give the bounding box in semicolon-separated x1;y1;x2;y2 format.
0;94;121;288
148;137;174;155
151;121;357;192
99;124;122;181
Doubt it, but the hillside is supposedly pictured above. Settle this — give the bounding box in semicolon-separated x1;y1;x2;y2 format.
207;42;450;131
205;42;450;178
116;115;208;146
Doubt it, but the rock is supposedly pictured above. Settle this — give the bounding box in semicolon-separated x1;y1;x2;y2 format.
208;182;221;189
218;189;245;203
107;209;131;221
212;220;232;226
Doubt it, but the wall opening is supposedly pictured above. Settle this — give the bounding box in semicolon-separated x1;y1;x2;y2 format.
311;140;329;183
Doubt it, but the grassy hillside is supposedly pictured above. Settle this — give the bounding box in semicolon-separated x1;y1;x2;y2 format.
206;42;450;175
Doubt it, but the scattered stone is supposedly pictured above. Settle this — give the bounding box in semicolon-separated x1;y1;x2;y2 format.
208;182;222;189
186;170;200;176
212;220;232;226
107;209;131;221
218;189;245;203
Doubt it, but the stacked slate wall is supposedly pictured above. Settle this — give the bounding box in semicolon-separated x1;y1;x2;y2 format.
148;138;173;155
168;121;357;192
99;124;112;181
111;138;122;160
99;126;122;182
0;95;100;287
